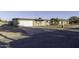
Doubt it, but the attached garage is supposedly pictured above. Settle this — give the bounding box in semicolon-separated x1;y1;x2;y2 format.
18;20;33;27
12;18;34;27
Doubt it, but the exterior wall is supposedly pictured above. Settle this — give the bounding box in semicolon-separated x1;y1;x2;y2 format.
33;20;41;26
59;21;69;25
33;20;50;27
59;21;63;25
41;21;47;26
41;21;50;26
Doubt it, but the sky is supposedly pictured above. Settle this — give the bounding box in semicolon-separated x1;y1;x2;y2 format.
0;11;79;21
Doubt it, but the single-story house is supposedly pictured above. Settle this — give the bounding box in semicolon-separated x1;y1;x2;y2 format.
58;19;69;25
12;18;50;27
50;18;69;25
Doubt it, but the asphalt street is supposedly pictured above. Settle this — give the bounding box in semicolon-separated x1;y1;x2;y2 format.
9;28;79;48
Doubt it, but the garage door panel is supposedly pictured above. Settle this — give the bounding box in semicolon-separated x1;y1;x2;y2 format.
18;20;33;27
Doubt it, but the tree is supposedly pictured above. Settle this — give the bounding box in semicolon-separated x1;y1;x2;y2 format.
12;18;19;27
0;18;2;21
38;17;42;19
8;21;14;26
50;18;59;25
69;16;79;24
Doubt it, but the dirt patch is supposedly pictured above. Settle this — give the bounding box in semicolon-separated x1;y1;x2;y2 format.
0;31;30;43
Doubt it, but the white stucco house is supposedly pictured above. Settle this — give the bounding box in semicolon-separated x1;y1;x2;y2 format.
12;18;50;27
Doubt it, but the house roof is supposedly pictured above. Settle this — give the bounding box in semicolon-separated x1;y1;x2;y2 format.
12;18;49;21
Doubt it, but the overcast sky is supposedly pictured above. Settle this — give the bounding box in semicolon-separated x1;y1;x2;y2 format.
0;11;79;21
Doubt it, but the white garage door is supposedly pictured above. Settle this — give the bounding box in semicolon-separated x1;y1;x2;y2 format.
18;20;33;27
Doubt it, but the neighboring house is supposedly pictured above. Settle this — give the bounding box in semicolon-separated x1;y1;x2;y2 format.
59;19;69;25
50;18;69;25
12;18;50;27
